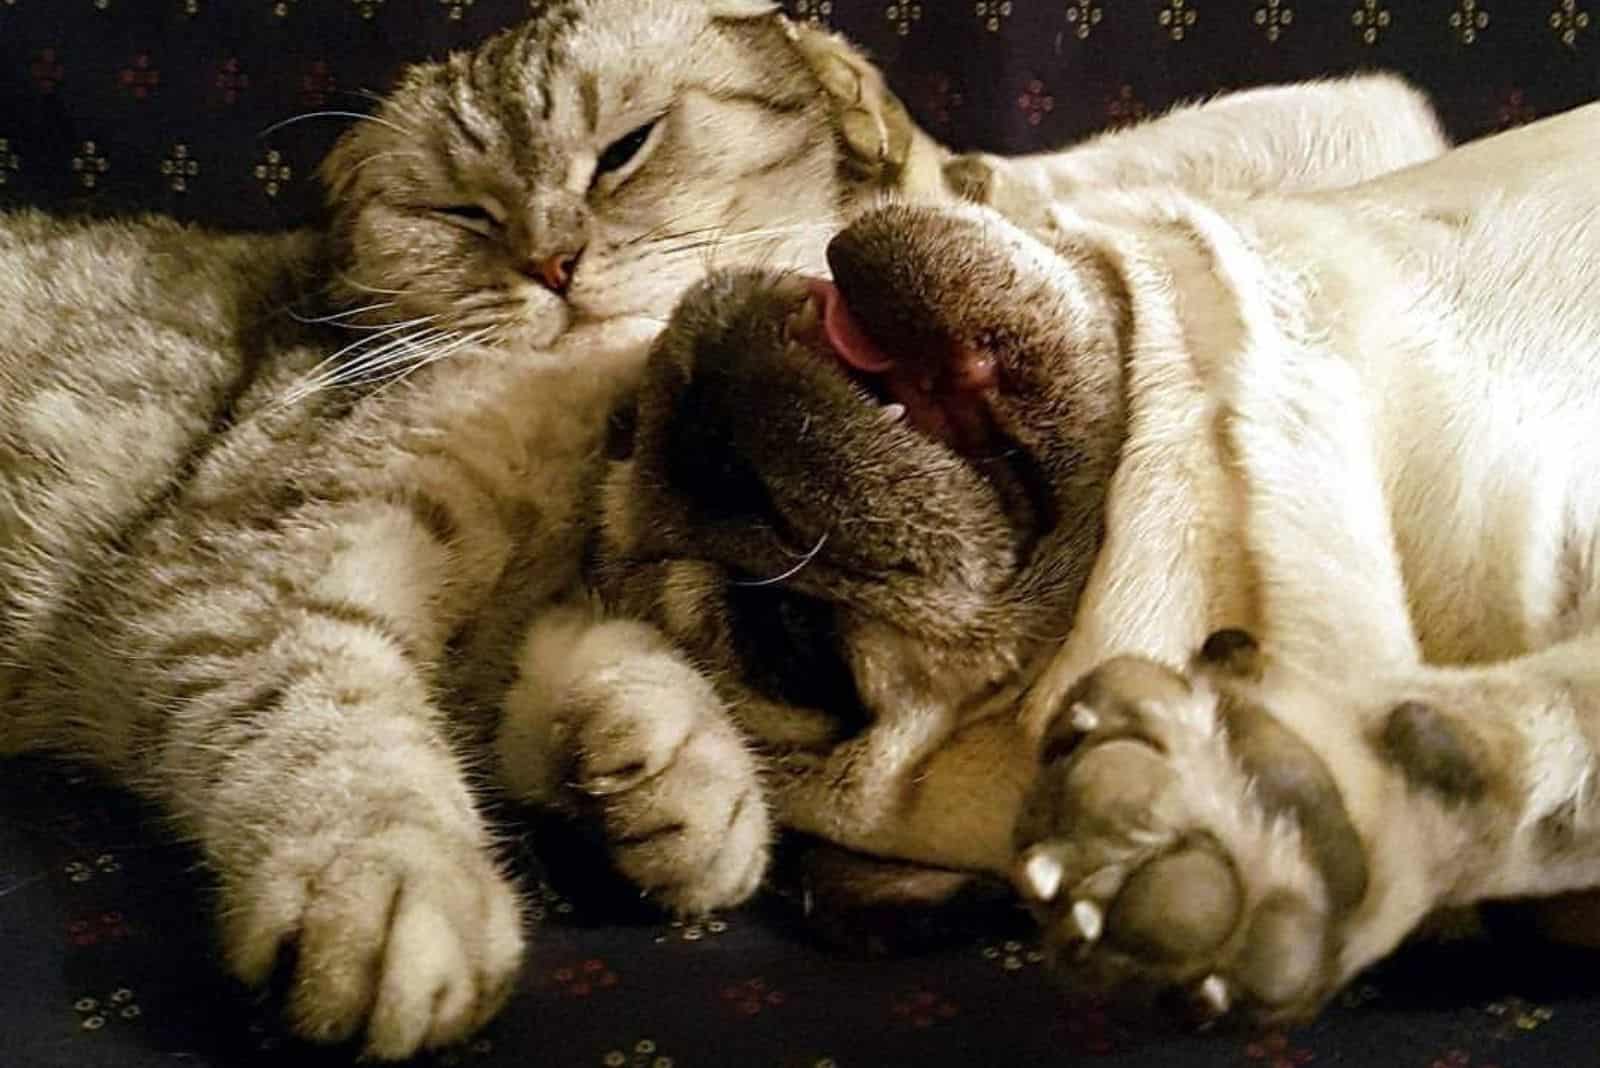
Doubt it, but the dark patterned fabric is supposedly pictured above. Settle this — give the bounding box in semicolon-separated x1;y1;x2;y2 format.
6;756;1600;1068
1;0;1597;228
4;2;1600;1066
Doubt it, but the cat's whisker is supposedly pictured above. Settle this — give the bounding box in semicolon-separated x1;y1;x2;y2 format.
618;207;730;249
366;327;495;394
278;325;449;405
305;316;441;377
651;224;827;261
619;220;724;250
729;531;830;587
259;109;414;140
332;327;455;382
286;301;396;327
335;273;408;297
343;149;413;179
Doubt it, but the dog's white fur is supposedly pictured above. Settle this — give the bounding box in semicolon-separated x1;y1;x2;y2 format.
778;100;1600;1005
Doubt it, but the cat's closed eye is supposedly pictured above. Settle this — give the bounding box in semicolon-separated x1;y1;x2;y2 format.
595;119;659;182
433;203;502;236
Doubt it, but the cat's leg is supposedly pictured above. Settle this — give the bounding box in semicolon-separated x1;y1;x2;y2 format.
100;497;526;1060
1013;628;1600;1024
496;599;769;912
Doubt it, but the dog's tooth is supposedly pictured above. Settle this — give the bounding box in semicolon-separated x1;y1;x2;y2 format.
880;402;906;423
1020;850;1063;902
787;294;820;338
1197;975;1231;1017
1069;702;1100;733
1070;899;1103;943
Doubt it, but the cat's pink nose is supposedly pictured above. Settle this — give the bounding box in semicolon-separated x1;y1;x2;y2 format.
529;249;582;295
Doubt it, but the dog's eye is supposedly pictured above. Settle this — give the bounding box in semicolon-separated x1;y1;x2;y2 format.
724;584;868;736
596;120;657;177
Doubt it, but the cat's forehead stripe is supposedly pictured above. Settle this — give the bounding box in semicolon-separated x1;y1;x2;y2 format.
578;72;600;135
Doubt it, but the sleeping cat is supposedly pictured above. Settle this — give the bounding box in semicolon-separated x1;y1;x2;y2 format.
0;0;952;1058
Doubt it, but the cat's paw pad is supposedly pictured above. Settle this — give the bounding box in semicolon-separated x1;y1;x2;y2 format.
1013;640;1372;1026
561;656;769;914
223;824;524;1060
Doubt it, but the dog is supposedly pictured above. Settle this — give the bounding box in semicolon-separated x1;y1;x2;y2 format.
597;88;1600;1024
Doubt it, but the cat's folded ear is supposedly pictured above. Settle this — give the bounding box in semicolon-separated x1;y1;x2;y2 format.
705;0;781;18
778;19;950;200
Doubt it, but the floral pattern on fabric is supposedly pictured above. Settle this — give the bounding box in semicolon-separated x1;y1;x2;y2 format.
0;1;1596;228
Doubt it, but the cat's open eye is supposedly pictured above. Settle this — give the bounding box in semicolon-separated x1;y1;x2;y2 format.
594;119;659;180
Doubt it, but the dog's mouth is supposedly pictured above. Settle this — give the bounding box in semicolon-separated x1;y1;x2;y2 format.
793;278;999;455
783;277;1054;547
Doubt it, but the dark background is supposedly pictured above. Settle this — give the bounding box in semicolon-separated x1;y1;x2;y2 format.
1;0;1595;229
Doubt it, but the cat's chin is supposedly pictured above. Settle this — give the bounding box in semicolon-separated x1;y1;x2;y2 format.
522;303;571;349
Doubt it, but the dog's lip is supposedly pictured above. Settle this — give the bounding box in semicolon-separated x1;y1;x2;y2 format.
787;278;1000;456
783;277;1052;554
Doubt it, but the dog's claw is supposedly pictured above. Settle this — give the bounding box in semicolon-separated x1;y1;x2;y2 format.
1020;849;1064;902
1069;702;1100;733
1070;899;1103;943
1197;974;1231;1017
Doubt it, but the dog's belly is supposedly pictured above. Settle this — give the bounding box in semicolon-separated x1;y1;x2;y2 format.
1375;202;1600;665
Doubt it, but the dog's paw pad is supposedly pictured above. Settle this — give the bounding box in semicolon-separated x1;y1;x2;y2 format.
1014;647;1364;1024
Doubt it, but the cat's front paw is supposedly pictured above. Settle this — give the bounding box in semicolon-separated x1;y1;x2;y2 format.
558;652;770;913
222;823;524;1060
1013;635;1389;1028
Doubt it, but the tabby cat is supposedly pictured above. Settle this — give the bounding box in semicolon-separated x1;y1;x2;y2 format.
0;1;951;1057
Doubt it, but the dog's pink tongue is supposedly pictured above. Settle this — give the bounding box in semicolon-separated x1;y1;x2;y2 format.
808;279;895;373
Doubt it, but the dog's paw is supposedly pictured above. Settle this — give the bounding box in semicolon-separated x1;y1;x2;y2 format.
1013;633;1380;1027
557;651;771;914
221;823;524;1060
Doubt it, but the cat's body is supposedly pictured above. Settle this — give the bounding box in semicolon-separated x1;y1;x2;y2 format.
0;2;954;1057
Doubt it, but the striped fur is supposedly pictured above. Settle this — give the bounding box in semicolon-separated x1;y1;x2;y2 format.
0;2;952;1057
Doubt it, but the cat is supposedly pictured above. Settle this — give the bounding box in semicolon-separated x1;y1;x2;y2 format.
0;0;953;1058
